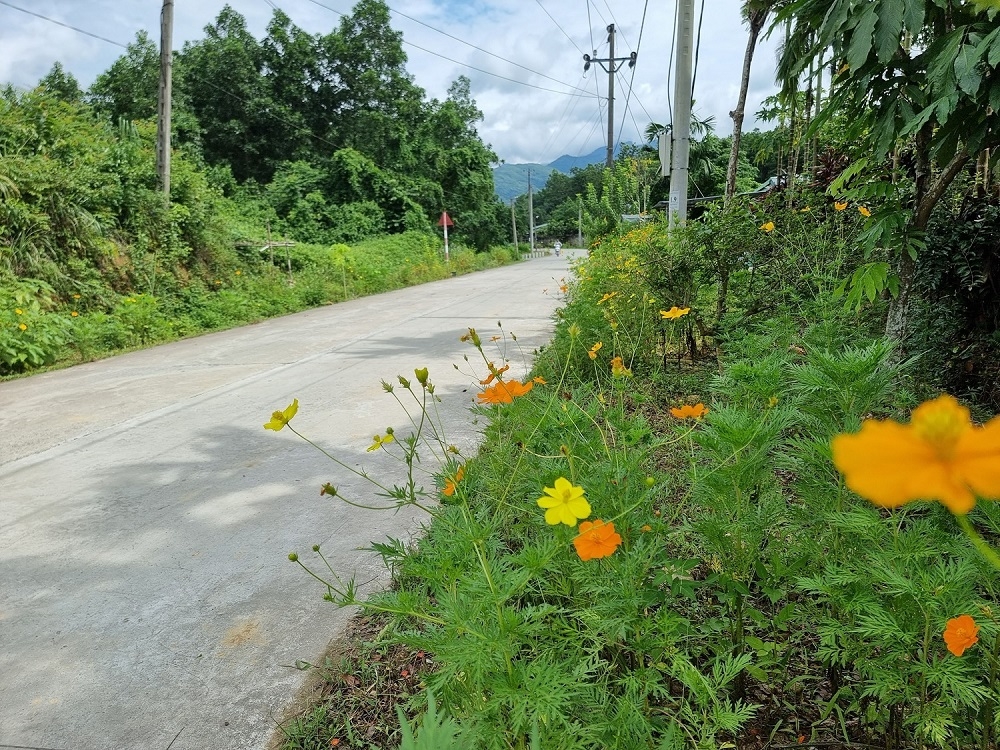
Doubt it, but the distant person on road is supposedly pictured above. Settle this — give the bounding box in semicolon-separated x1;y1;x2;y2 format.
554;241;561;257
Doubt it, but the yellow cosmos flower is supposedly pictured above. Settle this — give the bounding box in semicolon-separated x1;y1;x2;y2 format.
834;201;848;211
18;323;27;331
536;477;591;526
367;433;395;452
760;221;775;232
768;395;779;408
71;311;79;317
859;206;872;217
598;292;618;305
831;394;1000;515
15;308;23;315
588;341;603;360
660;306;690;320
800;206;811;212
264;398;299;431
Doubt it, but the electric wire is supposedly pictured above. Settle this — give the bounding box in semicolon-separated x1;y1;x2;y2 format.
533;0;586;56
613;0;649;154
304;0;593;95
586;0;596;53
600;0;630;50
300;0;596;98
691;0;706;99
0;0;127;49
667;0;678;128
0;0;348;152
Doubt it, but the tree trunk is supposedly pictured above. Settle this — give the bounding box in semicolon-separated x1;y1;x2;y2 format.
884;127;971;347
725;9;767;204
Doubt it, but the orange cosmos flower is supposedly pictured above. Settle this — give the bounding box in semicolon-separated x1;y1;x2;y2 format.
610;356;632;377
479;362;510;385
573;519;622;561
670;403;708;420
477;379;533;405
660;306;690;320
588;342;603;360
598;292;618;305
443;465;465;497
943;614;979;656
831;394;1000;515
859;206;872;217
834;201;848;211
532;376;547;385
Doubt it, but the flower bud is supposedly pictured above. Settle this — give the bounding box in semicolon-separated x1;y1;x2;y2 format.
398;375;411;389
288;552;299;562
414;367;429;386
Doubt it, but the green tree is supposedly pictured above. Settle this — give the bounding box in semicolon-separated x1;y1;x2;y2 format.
88;31;159;123
179;6;281;183
37;63;83;104
775;0;1000;343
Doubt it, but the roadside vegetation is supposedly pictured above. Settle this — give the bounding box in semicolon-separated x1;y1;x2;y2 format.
4;0;1000;748
1;1;516;377
265;2;1000;749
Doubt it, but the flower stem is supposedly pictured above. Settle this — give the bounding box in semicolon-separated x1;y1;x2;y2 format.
955;513;1000;571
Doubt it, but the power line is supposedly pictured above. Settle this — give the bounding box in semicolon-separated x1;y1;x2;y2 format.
614;0;650;154
534;0;586;56
585;2;594;52
302;0;592;96
691;0;706;99
0;0;127;49
301;0;596;98
0;0;346;152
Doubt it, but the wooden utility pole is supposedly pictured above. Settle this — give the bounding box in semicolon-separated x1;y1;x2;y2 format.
156;0;173;197
668;0;695;229
583;26;637;169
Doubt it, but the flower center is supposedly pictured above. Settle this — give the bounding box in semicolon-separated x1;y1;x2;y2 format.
911;396;969;459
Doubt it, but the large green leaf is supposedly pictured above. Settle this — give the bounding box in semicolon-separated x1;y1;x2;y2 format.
874;0;906;63
902;1;926;36
954;44;984;95
847;6;879;71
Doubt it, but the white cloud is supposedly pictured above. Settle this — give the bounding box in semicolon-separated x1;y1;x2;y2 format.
0;0;781;164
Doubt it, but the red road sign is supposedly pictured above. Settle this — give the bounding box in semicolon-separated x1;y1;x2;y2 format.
438;211;453;227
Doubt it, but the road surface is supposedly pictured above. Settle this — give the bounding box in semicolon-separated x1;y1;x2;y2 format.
0;253;575;750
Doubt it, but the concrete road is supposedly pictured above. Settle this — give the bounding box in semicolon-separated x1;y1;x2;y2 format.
0;253;576;750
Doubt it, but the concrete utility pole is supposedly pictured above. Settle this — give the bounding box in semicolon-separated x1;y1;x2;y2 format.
577;195;583;248
156;0;173;197
583;26;637;169
527;171;535;252
511;198;518;248
668;0;695;229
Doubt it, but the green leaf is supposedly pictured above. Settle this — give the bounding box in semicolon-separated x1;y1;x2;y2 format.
874;0;905;63
847;6;879;72
927;32;964;95
954;44;984;95
902;0;925;36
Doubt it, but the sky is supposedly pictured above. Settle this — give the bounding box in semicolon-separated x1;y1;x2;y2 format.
0;0;782;165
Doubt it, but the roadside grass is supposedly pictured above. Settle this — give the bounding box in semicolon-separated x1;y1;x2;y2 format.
271;613;432;750
271;217;1000;749
0;236;518;380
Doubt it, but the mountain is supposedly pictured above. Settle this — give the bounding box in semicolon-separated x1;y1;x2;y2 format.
492;144;626;203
